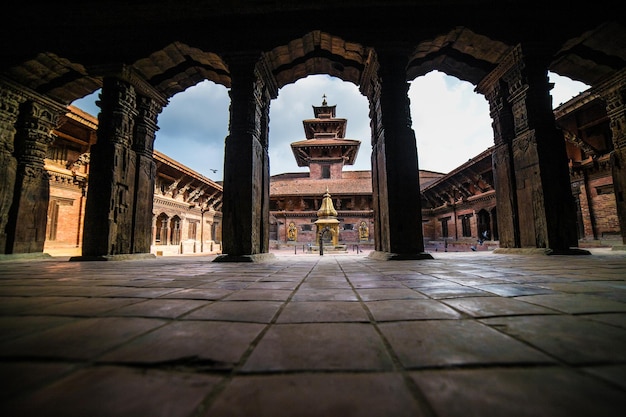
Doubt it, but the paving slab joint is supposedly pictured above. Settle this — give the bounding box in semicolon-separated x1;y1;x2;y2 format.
0;252;52;261
213;253;277;262
68;253;157;262
493;247;591;255
368;251;434;261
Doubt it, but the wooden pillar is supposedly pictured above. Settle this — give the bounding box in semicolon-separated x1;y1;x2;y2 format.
81;77;138;257
362;50;431;259
217;55;277;261
6;99;63;253
600;73;626;246
78;66;166;259
478;75;520;248
478;45;582;253
0;81;21;254
131;96;162;253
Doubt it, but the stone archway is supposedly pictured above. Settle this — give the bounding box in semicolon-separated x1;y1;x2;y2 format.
1;5;624;258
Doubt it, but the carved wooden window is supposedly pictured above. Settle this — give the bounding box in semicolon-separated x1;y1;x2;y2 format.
440;217;450;238
459;214;472;237
301;224;312;231
46;197;73;241
155;213;168;245
170;216;181;245
188;221;198;240
47;201;60;241
322;165;330;179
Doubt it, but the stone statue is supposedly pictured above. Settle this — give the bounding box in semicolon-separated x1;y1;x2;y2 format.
287;222;297;241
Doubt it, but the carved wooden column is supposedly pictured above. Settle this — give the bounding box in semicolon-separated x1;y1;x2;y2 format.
477;75;520;248
0;81;21;253
599;70;626;246
363;50;431;259
217;55;277;261
8;99;64;253
81;77;138;257
131;96;163;253
78;66;166;259
478;45;581;253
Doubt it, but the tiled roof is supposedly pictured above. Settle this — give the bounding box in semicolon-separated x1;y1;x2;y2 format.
270;170;372;196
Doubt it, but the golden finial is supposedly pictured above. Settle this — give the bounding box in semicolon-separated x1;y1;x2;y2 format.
322;94;327;106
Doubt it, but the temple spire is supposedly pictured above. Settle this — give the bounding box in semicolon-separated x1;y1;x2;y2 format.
317;188;338;217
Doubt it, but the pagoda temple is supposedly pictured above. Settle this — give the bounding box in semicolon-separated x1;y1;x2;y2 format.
269;97;374;247
290;95;361;180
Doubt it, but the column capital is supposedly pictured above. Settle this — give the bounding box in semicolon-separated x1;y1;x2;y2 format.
88;64;168;107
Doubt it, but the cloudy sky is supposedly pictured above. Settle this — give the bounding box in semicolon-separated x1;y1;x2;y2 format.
72;71;588;181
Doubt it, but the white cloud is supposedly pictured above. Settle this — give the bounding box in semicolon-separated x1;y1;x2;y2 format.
548;72;590;107
409;71;492;173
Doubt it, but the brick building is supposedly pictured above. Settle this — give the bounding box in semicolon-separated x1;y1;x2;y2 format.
44;106;223;257
420;89;621;250
44;88;621;256
269;98;374;248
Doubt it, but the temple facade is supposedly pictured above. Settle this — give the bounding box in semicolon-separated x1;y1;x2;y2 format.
269;98;374;247
43;106;223;257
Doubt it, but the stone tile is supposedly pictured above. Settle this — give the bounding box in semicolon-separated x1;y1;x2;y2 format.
246;281;300;290
109;299;208;319
515;294;626;314
351;280;407;289
402;279;456;289
184;301;283;323
365;299;462;321
26;297;145;316
415;285;491;299
439;277;510;286
161;288;233;300
0;361;75;400
442;296;556;318
277;301;369;323
96;287;181;298
582;364;626;390
0;317;164;360
356;288;427;301
242;323;393;372
0;296;85;314
411;367;626;417
299;281;352;290
380;320;553;368
99;321;265;369
224;289;293;301
292;288;358;301
204;373;425;417
2;366;220;417
40;285;122;297
578;313;626;329
475;283;557;297
480;315;626;364
537;281;626;293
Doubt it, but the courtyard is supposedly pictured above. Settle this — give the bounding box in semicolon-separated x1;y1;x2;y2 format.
1;249;625;416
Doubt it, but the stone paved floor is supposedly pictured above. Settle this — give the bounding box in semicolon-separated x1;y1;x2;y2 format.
1;248;625;417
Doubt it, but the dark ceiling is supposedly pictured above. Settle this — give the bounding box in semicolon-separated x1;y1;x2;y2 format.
2;1;624;105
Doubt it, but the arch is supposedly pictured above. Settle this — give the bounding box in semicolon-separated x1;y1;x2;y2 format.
477;209;491;239
263;31;372;89
407;27;512;85
155;213;169;245
2;4;624;258
169;215;182;245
